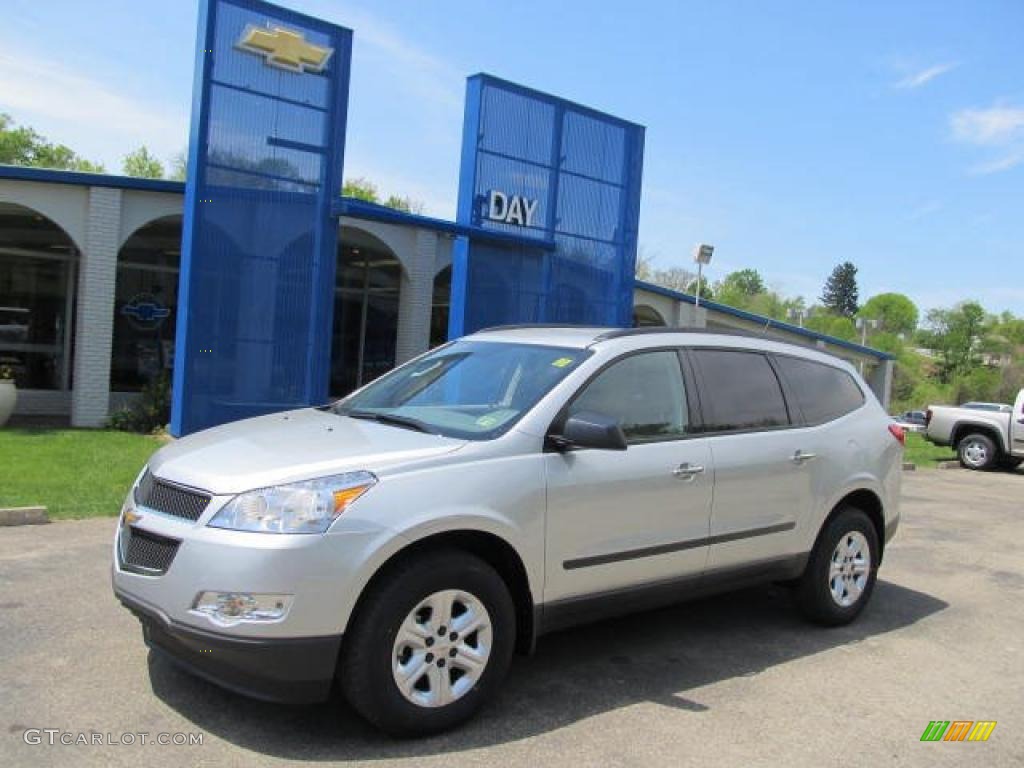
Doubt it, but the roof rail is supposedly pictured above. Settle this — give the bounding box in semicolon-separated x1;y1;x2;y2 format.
593;326;763;342
475;323;605;333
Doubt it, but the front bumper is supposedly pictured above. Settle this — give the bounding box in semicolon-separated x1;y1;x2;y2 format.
117;589;340;703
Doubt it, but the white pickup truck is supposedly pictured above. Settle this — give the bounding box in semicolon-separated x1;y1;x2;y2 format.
925;389;1024;470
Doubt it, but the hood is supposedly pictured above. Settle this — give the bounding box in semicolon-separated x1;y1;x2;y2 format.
149;408;466;495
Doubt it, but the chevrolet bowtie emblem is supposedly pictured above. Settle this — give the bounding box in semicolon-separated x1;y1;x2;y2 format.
236;24;333;74
123;509;142;527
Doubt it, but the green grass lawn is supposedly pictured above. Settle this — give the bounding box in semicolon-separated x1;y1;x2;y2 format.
903;431;956;469
0;429;163;519
0;426;959;519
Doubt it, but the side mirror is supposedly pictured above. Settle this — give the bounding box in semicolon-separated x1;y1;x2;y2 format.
551;411;628;451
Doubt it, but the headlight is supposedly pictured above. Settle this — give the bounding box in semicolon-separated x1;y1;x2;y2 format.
208;471;376;534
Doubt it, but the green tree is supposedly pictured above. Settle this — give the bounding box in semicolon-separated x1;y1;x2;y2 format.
0;112;105;172
989;311;1024;346
804;311;857;341
720;268;765;296
342;177;380;202
684;274;714;300
950;366;1001;404
859;293;918;336
715;269;767;310
821;261;859;317
919;301;987;382
122;146;164;179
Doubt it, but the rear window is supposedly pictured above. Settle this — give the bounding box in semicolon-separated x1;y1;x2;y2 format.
691;349;790;432
774;355;865;425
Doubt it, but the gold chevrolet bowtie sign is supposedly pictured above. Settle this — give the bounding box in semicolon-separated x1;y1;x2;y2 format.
236;24;333;74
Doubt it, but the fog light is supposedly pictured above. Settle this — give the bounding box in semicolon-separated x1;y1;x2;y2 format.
192;592;292;626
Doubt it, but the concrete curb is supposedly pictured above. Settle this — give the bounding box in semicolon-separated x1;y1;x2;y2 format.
938;461;962;470
0;506;50;526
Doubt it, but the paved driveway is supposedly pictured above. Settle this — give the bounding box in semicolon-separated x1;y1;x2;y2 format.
1;469;1022;767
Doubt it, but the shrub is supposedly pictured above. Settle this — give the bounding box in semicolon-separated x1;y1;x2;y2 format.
107;373;171;433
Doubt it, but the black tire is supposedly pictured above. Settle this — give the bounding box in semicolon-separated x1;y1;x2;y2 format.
957;432;998;471
339;549;516;737
797;507;879;626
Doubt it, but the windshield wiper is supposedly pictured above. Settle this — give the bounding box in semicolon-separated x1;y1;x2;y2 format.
345;410;436;434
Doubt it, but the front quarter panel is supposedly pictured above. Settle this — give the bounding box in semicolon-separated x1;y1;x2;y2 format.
332;435;547;631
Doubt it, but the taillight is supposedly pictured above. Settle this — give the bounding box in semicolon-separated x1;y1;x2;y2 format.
888;423;906;446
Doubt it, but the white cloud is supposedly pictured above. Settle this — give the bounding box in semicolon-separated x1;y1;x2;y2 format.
894;62;958;89
968;149;1024;175
950;104;1024;174
0;45;187;170
951;105;1024;145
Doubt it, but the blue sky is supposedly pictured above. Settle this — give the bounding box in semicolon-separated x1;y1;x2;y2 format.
1;0;1022;314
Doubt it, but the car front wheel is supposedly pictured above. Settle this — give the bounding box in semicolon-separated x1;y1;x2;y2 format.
339;549;516;736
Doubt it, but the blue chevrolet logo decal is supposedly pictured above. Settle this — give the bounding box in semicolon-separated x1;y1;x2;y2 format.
122;301;170;323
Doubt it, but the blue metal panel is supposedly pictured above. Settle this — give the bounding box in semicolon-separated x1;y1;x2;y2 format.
450;75;645;338
171;0;352;435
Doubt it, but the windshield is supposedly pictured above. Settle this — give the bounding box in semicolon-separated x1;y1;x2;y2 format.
332;340;590;439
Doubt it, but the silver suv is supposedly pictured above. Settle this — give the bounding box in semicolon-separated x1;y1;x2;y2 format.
113;327;903;735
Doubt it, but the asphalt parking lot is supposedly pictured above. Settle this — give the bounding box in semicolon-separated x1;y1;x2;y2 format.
1;468;1022;767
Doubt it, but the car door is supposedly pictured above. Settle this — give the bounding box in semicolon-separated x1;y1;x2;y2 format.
543;349;714;603
1012;389;1024;458
688;348;813;573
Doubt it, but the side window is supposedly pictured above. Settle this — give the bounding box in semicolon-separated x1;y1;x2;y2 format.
775;356;865;424
567;351;689;442
691;349;790;432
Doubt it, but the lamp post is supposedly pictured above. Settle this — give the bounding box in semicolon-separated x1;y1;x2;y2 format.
788;307;807;328
855;317;880;374
692;244;714;307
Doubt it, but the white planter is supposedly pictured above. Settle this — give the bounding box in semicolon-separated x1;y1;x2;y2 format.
0;380;16;428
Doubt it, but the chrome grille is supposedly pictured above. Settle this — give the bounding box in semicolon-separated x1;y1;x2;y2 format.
134;470;210;522
121;527;180;575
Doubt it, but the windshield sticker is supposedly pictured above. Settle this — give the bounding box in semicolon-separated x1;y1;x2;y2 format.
475;410;517;429
551;357;575;368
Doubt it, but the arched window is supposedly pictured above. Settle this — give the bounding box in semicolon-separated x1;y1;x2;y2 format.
632;304;666;327
430;265;451;348
332;227;404;396
0;203;78;390
111;216;182;392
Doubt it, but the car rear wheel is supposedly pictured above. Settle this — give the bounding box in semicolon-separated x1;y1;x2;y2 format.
797;507;879;626
339;549;515;736
958;433;997;471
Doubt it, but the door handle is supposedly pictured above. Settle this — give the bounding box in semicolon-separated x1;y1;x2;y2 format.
791;450;817;464
673;463;705;480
